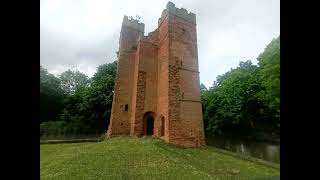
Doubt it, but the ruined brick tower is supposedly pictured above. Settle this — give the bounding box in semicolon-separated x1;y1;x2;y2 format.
107;2;205;147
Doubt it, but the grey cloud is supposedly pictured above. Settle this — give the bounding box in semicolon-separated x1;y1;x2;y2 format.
74;36;119;61
41;26;119;76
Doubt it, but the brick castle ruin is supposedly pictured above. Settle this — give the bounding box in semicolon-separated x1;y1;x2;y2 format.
107;2;205;147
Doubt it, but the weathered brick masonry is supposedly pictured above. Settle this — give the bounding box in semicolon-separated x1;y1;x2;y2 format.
107;2;205;147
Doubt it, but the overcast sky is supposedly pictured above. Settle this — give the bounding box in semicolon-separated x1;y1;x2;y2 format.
40;0;279;88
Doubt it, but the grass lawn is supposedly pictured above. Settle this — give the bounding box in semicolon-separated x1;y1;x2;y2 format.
40;136;279;180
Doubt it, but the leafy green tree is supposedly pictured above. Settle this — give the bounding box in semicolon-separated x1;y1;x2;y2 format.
59;61;117;132
59;70;91;95
201;36;280;137
81;61;117;130
202;60;263;136
256;36;280;127
40;65;65;123
200;83;208;93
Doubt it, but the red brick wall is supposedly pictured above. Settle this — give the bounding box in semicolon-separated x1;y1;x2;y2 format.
130;39;159;136
165;13;205;147
131;70;147;136
108;3;205;147
157;15;170;141
107;20;143;136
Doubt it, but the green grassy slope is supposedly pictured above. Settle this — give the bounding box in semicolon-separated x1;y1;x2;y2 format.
40;137;279;180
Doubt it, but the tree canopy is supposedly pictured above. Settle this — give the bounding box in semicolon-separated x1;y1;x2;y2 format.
201;36;280;137
40;61;117;136
40;65;65;123
59;70;91;95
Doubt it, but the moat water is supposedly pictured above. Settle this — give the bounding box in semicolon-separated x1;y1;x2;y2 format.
206;136;280;164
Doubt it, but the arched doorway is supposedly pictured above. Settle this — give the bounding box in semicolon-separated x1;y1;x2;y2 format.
143;112;154;135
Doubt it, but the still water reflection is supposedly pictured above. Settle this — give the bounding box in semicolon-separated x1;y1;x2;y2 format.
206;136;280;164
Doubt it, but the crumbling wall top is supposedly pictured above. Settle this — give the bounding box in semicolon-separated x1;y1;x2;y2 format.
122;15;145;32
138;28;159;46
158;1;196;26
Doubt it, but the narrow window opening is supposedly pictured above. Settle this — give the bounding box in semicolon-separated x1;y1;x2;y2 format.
161;116;165;137
125;104;128;111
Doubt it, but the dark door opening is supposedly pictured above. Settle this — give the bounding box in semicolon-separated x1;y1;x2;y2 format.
144;112;154;135
146;116;154;135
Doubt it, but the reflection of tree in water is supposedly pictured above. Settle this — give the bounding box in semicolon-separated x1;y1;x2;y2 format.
235;143;241;153
207;136;280;163
225;140;231;150
265;145;280;162
246;142;258;157
240;143;245;153
236;142;250;156
250;143;265;159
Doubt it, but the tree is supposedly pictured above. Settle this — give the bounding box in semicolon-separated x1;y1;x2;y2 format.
82;61;117;130
59;61;117;132
257;36;280;126
40;65;65;123
200;83;208;93
59;70;91;95
202;60;263;136
201;36;280;137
